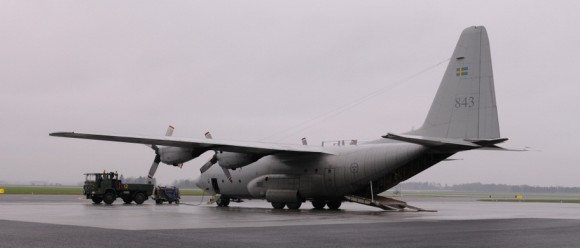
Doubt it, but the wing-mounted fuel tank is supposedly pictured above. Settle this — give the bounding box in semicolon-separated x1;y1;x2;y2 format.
215;152;263;170
159;147;205;166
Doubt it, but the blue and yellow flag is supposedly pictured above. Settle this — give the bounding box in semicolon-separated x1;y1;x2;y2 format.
456;66;469;76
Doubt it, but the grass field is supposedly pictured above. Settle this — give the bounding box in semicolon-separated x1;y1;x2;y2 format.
0;186;205;196
479;199;580;203
0;186;82;195
381;191;580;204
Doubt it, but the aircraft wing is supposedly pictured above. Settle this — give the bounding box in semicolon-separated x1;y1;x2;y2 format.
49;132;333;155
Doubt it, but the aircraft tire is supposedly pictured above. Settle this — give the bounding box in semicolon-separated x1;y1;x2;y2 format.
134;193;146;205
271;202;285;209
286;202;302;210
311;200;326;210
217;197;230;207
103;192;116;205
91;196;103;204
327;201;342;210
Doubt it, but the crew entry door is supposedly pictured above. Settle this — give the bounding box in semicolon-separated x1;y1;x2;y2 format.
211;178;220;194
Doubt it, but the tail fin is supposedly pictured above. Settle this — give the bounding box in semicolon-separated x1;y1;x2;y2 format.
411;26;500;140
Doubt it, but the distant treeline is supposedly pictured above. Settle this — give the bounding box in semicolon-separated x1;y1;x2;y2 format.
121;176;156;185
171;179;197;188
400;182;580;194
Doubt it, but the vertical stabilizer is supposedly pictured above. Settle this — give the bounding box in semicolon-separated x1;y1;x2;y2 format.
411;26;500;140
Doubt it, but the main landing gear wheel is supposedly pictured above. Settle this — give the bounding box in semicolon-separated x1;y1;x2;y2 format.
91;196;103;204
271;202;286;209
216;197;230;207
327;201;342;210
134;193;146;205
103;192;116;205
286;202;302;210
311;200;326;210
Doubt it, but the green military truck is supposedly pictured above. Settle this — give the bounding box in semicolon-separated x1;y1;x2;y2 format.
83;172;154;205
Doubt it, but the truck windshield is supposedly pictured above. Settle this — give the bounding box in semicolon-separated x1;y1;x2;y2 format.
85;174;97;182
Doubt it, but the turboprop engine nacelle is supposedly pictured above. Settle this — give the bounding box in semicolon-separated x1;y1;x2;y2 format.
216;152;263;170
159;147;204;165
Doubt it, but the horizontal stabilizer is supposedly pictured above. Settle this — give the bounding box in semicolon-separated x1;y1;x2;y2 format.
477;146;531;152
468;138;508;146
383;133;479;151
383;133;518;152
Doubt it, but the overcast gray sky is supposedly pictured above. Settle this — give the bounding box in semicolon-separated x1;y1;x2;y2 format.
1;0;579;186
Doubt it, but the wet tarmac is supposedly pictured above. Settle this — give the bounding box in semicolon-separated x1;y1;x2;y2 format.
2;195;580;247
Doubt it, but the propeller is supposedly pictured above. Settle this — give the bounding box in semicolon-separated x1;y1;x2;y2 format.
200;132;232;182
147;125;174;180
147;145;161;179
199;153;217;173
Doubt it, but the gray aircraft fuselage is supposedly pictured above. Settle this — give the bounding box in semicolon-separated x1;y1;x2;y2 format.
196;142;431;200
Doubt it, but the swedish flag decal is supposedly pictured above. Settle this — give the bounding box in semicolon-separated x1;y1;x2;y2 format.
456;66;469;76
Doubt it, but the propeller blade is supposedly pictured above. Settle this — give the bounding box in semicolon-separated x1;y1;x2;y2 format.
200;154;217;173
205;131;213;139
201;132;230;182
166;125;175;136
148;154;161;179
221;167;233;182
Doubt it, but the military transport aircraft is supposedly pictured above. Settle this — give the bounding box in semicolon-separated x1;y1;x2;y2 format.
51;26;512;211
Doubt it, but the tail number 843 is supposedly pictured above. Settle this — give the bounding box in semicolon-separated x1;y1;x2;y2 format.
455;96;475;108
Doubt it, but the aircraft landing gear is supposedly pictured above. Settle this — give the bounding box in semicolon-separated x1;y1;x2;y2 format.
271;202;303;209
311;200;326;210
271;202;285;209
310;199;341;210
327;200;342;210
216;197;230;207
286;202;302;210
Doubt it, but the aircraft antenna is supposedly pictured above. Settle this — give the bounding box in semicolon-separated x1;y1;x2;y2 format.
262;57;450;142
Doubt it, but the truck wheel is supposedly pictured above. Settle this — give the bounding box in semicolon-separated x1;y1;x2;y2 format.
122;197;133;204
175;200;180;205
103;192;116;205
155;199;163;204
134;193;146;205
92;196;103;204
